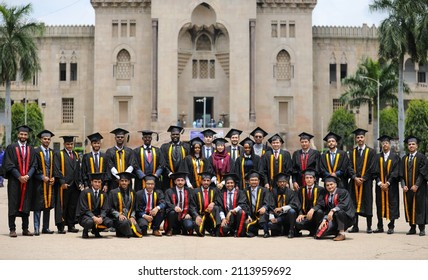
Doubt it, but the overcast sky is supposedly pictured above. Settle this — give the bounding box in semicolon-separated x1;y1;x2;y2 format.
3;0;387;27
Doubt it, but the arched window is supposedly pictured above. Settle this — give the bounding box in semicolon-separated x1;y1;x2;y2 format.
275;50;292;81
115;49;132;79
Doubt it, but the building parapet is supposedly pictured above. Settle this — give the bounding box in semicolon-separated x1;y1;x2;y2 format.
313;24;378;39
91;0;151;8
257;0;317;9
41;25;95;38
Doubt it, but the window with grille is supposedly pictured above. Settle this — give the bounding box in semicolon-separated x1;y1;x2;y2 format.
332;99;344;111
192;59;215;79
115;49;132;79
62;98;74;123
275;50;292;81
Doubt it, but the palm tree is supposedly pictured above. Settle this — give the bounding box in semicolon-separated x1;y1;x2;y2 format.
370;0;428;154
340;57;407;150
0;3;44;146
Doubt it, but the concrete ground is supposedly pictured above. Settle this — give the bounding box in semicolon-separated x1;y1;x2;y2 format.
0;181;427;260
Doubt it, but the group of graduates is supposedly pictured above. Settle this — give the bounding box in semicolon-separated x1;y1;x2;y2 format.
1;124;427;241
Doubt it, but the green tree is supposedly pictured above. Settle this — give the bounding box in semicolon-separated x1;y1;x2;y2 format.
370;0;428;154
404;99;428;154
11;102;44;145
340;57;407;150
379;107;398;138
327;108;357;150
0;3;44;146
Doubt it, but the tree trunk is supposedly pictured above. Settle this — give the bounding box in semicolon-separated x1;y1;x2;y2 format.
398;57;405;156
5;80;11;146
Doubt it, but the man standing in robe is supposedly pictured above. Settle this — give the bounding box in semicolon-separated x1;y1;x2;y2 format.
250;127;269;157
292;132;320;191
373;135;400;234
262;134;292;189
3;125;37;237
348;128;376;234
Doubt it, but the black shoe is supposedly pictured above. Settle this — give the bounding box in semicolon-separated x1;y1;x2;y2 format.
68;226;79;233
42;229;54;234
406;228;417;235
419;230;426;236
246;232;255;238
34;230;40;236
263;232;270;238
82;230;89;239
287;230;294;239
348;226;359;233
366;227;373;234
387;228;394;234
373;228;384;233
57;229;66;234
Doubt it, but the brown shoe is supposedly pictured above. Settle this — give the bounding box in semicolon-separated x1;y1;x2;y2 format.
9;230;17;238
23;230;33;236
166;230;173;236
333;233;346;241
153;230;162;237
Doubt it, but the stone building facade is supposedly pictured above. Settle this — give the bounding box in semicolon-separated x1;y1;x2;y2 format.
1;0;427;152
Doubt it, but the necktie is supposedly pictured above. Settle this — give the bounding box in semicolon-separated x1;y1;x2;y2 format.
232;148;236;160
146;148;152;163
330;152;336;166
203;189;209;209
228;192;233;210
173;144;180;162
409;155;414;169
307;187;312;199
179;190;183;209
274;150;278;160
329;194;334;207
206;148;211;158
251;189;256;211
21;145;26;162
94;190;98;201
146;192;152;214
94;153;99;172
45;149;50;176
69;150;74;160
358;148;363;157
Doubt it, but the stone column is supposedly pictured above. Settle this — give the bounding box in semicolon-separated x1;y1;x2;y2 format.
249;19;256;122
151;19;158;121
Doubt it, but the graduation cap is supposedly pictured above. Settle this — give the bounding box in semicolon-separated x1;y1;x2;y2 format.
404;135;419;144
377;135;393;142
37;129;55;138
245;169;263;180
110;128;129;135
89;172;104;181
250;127;268;138
323;131;341;142
170;171;188;180
212;137;228;146
201;129;216;137
225;128;243;138
167;125;185;134
198;171;214;179
87;132;103;142
190;137;204;147
323;175;338;184
304;168;317;177
239;137;255;147
352;128;368;136
16;125;33;133
267;133;284;144
138;130;159;141
299;132;314;140
60;135;77;143
222;173;239;182
142;174;159;182
117;172;135;180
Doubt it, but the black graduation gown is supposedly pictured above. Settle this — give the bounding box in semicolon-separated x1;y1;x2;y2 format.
400;152;428;225
216;188;248;237
226;145;244;166
164;186;193;232
179;155;212;188
76;188;112;230
374;152;400;221
108;187;141;237
319;149;352;190
135;189;166;230
32;147;58;211
292;149;320;187
297;185;326;216
189;186;220;235
270;187;300;216
3;143;37;216
160;141;190;190
133;146;165;191
262;149;293;187
105;146;136;190
244;186;271;223
233;153;262;189
313;188;355;228
348;146;376;217
81;151;110;188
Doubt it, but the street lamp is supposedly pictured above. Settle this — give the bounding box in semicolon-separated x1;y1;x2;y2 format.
195;97;206;128
361;76;381;152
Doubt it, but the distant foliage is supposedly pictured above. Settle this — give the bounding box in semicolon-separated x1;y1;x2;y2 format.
11;102;44;145
327;108;357;150
380;107;398;138
405;100;428;154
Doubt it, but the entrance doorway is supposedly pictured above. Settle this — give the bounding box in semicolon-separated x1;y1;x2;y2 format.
194;97;214;127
